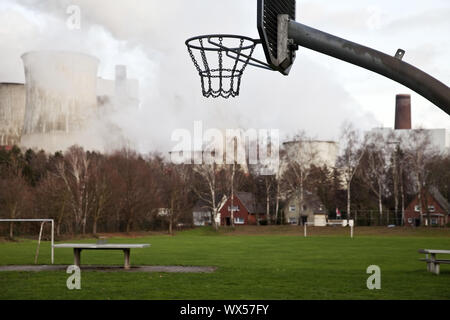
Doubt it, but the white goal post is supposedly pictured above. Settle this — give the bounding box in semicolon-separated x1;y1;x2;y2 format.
304;220;354;238
0;219;54;264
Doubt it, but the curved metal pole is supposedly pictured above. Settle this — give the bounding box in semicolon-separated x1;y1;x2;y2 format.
288;20;450;114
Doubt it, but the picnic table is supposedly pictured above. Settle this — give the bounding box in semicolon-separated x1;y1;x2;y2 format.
54;244;150;269
418;249;450;275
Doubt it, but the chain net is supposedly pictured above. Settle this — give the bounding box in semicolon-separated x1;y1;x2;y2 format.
186;35;257;99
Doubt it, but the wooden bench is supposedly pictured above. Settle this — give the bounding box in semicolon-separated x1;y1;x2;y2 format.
418;249;450;275
54;244;150;269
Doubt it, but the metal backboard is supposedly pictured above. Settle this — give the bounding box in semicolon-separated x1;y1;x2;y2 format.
257;0;296;75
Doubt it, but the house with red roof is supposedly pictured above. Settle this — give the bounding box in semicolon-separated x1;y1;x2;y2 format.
404;187;449;227
218;192;266;226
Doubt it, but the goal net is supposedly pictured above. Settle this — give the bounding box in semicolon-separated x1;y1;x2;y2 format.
303;219;354;238
0;219;54;264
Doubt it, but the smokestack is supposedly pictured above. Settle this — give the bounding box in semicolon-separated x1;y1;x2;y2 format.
115;65;127;98
395;94;411;130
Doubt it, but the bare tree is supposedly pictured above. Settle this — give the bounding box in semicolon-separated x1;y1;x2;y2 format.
282;132;318;225
250;138;284;224
35;173;69;236
89;153;112;235
157;162;193;235
53;146;91;235
337;123;365;220
0;174;30;238
359;132;388;224
109;149;154;233
192;160;223;231
403;129;438;226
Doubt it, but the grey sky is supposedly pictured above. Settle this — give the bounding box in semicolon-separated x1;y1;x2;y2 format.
0;0;448;153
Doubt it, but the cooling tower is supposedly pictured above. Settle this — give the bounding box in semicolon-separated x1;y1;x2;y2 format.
395;94;412;130
20;51;100;152
0;83;26;146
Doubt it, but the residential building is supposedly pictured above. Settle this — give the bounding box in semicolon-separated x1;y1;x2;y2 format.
404;187;449;227
284;190;327;226
192;200;213;226
218;192;266;226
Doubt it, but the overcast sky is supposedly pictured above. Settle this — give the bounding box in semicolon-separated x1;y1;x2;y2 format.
0;0;449;152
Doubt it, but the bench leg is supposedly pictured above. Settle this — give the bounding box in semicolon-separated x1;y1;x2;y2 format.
430;254;436;274
74;248;81;267
124;249;130;270
435;264;440;275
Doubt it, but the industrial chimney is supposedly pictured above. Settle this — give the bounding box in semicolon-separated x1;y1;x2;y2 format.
395;94;412;130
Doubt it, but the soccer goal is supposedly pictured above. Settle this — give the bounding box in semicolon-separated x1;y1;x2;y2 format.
0;219;54;264
303;220;354;238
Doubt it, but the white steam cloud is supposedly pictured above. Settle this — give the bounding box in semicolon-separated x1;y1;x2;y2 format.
0;0;381;155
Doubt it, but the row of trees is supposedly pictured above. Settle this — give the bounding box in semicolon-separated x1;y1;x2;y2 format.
336;125;449;225
0;147;190;237
0;125;448;237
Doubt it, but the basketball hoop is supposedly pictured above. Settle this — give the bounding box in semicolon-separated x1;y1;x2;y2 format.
186;34;272;99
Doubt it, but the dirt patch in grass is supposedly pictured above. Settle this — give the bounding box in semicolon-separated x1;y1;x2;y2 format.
0;265;216;273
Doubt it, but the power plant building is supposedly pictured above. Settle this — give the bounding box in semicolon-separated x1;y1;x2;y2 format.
0;50;140;153
282;140;340;171
97;65;140;110
0;83;26;146
20;51;100;153
370;94;450;154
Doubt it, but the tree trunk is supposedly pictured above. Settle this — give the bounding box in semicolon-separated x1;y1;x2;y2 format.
401;185;405;226
275;182;280;224
297;192;303;226
93;218;98;235
213;210;219;231
347;181;351;220
230;163;235;228
169;198;174;235
394;177;398;225
126;213;133;233
82;218;86;235
378;183;383;224
57;202;65;237
417;181;424;226
169;217;173;235
9;221;14;239
298;174;305;226
56;222;61;237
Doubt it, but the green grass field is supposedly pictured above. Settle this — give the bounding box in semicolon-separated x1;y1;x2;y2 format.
0;226;449;300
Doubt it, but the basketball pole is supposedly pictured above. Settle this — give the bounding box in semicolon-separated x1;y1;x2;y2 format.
283;16;450;114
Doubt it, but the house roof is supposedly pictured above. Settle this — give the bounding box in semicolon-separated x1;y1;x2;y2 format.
429;187;449;213
234;192;265;214
193;199;213;212
285;190;327;214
